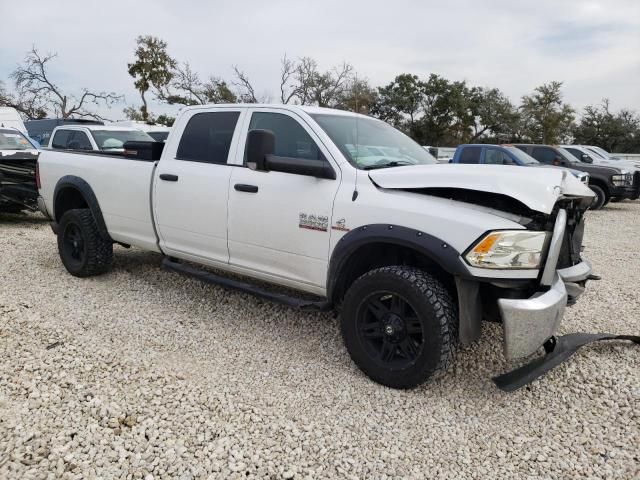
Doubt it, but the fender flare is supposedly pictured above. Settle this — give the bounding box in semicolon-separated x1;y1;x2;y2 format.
53;175;112;242
326;223;471;303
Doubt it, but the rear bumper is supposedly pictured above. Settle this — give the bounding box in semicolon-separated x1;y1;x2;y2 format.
498;260;592;359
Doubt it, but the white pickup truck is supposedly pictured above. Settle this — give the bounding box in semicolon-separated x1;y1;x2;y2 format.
37;104;596;389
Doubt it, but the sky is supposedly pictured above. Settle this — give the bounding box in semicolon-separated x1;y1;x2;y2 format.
1;0;639;121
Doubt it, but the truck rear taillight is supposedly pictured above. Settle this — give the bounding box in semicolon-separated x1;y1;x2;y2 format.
36;161;41;190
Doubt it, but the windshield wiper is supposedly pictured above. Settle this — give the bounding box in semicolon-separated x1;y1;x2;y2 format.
363;160;413;170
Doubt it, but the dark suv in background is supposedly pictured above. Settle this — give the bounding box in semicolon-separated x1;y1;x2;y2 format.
513;144;637;209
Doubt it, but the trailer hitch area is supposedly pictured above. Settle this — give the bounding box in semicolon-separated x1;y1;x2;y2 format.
493;332;639;392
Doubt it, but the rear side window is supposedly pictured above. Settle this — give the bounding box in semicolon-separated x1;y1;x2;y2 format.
458;146;481;164
531;147;556;164
248;112;323;161
51;130;71;149
176;111;240;164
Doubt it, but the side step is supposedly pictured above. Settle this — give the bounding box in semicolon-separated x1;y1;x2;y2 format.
161;257;332;312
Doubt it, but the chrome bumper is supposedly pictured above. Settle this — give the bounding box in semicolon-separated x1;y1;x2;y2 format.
498;208;593;359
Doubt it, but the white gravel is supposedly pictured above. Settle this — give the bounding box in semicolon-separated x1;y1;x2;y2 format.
0;203;639;479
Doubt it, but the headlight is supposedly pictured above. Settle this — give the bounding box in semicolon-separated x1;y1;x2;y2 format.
465;231;549;269
611;172;632;186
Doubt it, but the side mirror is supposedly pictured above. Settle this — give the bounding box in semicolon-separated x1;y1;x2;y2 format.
246;129;275;171
265;156;336;180
581;154;593;163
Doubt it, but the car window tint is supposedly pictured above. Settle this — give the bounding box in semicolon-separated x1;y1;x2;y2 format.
248;112;324;161
51;130;72;149
69;131;93;150
458;146;481;164
531;147;556;164
176;111;240;164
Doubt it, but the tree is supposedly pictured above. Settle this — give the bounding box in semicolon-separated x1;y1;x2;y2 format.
231;66;258;103
468;87;520;142
371;74;424;129
10;47;121;120
335;77;378;114
0;80;47;119
127;36;176;120
519;81;574;144
159;62;237;105
573;99;640;153
155;114;175;127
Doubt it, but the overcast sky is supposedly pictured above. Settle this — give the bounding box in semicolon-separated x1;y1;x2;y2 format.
1;0;639;120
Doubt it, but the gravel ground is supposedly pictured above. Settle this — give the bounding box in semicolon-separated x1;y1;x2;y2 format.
0;203;638;480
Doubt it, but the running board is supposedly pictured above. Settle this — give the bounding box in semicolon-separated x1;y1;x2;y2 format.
493;333;639;392
161;257;332;311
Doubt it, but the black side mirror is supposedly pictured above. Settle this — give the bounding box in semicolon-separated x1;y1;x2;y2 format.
265;156;336;180
581;154;593;163
246;129;275;171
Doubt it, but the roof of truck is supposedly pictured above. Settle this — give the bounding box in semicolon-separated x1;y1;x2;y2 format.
53;124;147;132
181;103;371;118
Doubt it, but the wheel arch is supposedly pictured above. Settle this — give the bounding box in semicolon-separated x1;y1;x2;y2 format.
327;224;470;306
53;176;112;242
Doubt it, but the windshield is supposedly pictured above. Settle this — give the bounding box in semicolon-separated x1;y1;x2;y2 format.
0;129;33;151
90;130;155;150
505;147;538;165
311;114;437;169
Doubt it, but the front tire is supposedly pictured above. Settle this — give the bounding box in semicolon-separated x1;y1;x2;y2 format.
57;209;113;277
341;266;457;389
589;185;607;210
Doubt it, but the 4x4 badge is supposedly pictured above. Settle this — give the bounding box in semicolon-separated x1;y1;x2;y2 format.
331;218;350;232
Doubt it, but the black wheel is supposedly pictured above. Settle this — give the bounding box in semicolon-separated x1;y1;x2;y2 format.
341;266;457;389
588;185;607;210
57;209;113;277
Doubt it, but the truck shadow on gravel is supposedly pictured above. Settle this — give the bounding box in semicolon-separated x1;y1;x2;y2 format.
0;211;49;225
106;247;513;396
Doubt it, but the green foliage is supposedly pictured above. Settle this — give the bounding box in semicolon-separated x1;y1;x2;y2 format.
127;36;176;120
519;81;574;144
155;114;175;127
573;99;640;152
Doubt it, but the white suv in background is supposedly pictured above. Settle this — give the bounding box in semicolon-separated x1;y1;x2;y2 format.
48;125;155;152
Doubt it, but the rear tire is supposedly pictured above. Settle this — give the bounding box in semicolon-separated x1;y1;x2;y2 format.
340;266;457;389
57;209;113;277
589;185;607;210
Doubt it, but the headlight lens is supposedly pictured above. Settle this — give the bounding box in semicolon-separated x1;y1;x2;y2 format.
465;231;549;269
611;173;632;186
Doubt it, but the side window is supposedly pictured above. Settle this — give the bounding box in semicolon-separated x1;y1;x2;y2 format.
248;112;324;161
565;148;581;160
68;131;93;150
531;147;556;164
51;130;71;149
486;148;514;165
458;146;481;164
176;111;240;164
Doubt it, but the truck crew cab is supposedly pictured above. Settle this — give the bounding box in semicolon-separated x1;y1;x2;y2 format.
37;105;596;389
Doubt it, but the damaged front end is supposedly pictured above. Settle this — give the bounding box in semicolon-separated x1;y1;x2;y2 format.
0;151;39;212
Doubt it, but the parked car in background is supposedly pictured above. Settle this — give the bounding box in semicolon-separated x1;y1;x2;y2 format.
577;145;640;169
0;127;39;213
48;125;156;152
25;118;104;147
451;144;590;185
37;104;596;389
424;146;456;163
110;120;171;142
514;144;638;209
1;107;42;149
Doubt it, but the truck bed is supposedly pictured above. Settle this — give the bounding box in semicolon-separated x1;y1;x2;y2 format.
38;150;160;251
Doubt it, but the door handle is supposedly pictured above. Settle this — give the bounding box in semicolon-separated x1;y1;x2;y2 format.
234;184;259;193
159;174;179;182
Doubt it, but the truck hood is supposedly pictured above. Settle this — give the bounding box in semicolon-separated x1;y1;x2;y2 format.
368;164;594;215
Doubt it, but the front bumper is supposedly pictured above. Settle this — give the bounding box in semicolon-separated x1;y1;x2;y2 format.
497;208;593;359
610;184;637;200
498;260;592;359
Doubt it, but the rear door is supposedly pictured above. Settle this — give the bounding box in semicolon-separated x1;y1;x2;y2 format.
227;108;341;291
153;108;245;264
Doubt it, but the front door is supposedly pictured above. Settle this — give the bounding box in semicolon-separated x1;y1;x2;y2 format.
154;108;245;264
227;109;341;291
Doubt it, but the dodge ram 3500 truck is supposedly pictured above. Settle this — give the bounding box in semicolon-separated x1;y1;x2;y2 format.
37;105;596;389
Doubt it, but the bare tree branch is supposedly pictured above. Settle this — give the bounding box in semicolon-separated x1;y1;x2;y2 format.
232;66;257;103
280;54;297;104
